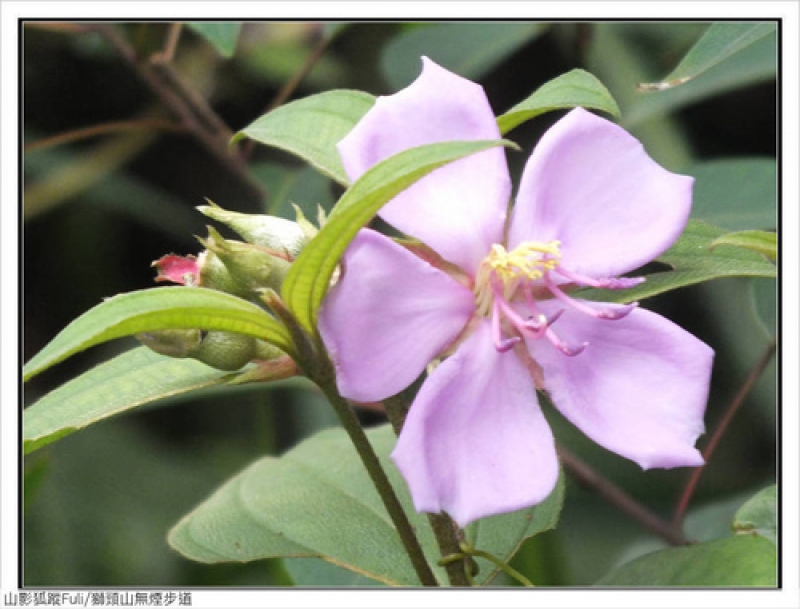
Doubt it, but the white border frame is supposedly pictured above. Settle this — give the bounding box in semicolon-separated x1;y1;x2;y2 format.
3;3;798;608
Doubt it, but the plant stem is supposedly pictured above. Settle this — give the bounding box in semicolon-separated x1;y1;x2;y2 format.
158;22;183;63
557;445;689;546
315;372;438;586
260;296;437;585
672;340;777;527
426;514;472;586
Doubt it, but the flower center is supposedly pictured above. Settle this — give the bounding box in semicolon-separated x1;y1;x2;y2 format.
473;240;645;356
474;241;561;316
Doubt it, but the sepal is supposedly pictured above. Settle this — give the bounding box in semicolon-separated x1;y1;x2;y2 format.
198;199;308;259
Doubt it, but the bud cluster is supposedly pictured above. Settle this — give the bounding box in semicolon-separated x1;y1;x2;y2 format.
140;202;319;372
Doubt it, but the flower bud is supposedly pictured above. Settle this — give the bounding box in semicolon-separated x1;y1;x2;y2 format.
153;255;199;286
198;227;292;298
198;200;309;260
138;329;284;372
190;331;258;371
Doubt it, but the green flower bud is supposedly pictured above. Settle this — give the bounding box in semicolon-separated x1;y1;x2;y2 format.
191;331;258;371
138;328;283;372
198;227;292;298
198;200;309;259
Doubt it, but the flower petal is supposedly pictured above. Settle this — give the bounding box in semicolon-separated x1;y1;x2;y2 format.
153;254;198;285
319;229;475;402
338;57;510;273
527;300;712;470
508;107;694;278
392;320;559;527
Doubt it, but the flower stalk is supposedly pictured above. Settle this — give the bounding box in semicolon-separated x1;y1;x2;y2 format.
264;293;437;586
314;359;439;587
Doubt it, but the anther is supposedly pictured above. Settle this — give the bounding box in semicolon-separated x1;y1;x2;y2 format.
596;302;639;320
545;327;588;357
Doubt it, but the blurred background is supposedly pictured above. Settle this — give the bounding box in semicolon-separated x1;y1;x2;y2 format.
22;21;778;586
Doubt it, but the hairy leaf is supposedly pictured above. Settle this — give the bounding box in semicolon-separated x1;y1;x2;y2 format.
733;485;777;544
710;230;777;262
24;347;236;454
639;22;777;90
169;424;563;586
234;90;376;186
23;287;291;381
596;535;776;586
497;69;620;134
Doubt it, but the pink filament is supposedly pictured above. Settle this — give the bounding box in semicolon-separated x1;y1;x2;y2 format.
487;261;640;356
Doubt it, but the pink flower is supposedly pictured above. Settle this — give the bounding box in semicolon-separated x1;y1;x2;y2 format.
319;58;713;527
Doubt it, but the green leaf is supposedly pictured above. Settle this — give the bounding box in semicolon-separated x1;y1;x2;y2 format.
733;485;777;544
640;22;777;90
596;535;776;586
497;69;621;134
381;22;547;90
234;90;376;187
466;473;565;584
752;277;777;337
688;158;777;230
23;287;291;382
169;424;563;586
578;220;777;304
284;557;384;587
23;347;238;454
187;22;242;58
623;29;776;128
710;230;777;262
249;162;336;219
281;139;515;333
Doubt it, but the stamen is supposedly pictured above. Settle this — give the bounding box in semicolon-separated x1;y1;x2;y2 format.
491;299;520;352
554;265;645;289
545;279;638;321
474;240;631;359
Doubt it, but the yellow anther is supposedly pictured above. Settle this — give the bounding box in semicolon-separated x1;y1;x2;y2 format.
486;241;561;280
473;240;561;316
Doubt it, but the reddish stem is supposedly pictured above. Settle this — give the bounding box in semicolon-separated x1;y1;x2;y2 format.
24;119;184;154
672;340;777;527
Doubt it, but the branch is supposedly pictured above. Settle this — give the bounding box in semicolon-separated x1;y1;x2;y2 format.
90;23;266;202
557;445;689;546
24;119;185;154
672;339;777;526
153;22;183;64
